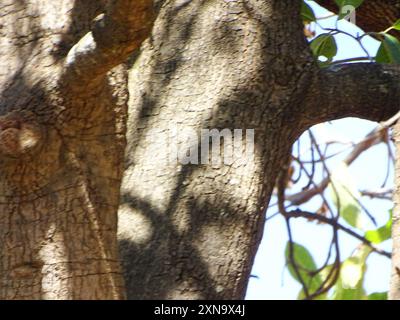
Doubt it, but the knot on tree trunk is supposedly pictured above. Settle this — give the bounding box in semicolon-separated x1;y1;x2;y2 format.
0;113;42;158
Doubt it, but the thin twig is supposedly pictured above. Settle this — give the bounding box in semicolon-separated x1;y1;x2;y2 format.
286;209;391;258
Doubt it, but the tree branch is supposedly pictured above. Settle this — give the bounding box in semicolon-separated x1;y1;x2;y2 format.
288;109;399;206
288;127;382;205
62;0;155;89
315;0;400;35
287;209;391;258
304;63;400;126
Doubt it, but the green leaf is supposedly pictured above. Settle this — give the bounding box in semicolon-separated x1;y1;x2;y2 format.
332;245;372;300
285;242;317;279
341;258;364;288
333;283;366;300
392;19;400;31
368;292;388;300
329;162;364;229
376;33;400;64
301;1;316;23
285;242;324;297
364;211;392;244
297;288;327;300
335;0;364;20
376;42;392;64
310;34;338;61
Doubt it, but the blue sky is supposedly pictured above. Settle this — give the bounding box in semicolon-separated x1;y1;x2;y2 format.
246;1;393;299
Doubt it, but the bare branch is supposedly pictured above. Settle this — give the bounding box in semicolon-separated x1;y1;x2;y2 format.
287;209;392;259
288;63;400;208
63;0;155;89
287;125;388;206
361;188;393;200
304;64;400;127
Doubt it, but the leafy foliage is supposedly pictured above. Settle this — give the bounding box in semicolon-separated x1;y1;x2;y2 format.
301;1;317;23
365;211;392;244
279;1;398;300
302;0;400;65
329;162;364;229
376;33;400;64
310;34;338;63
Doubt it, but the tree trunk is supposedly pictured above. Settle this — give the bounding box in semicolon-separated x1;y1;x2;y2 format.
119;0;400;299
390;122;400;299
1;0;399;300
0;0;153;299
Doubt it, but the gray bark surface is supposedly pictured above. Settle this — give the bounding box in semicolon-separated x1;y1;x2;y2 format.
119;0;400;299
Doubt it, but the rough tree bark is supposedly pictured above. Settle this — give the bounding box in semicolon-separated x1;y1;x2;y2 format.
392;123;400;300
0;0;153;299
1;0;399;300
316;0;400;34
118;0;400;299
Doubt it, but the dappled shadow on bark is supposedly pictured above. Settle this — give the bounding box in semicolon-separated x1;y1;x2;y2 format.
124;0;205;158
119;144;267;300
0;0;128;298
50;0;106;59
118;0;309;299
120;191;220;299
119;87;292;299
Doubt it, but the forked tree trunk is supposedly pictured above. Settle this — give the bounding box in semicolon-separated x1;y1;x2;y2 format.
0;0;153;299
119;0;400;299
1;0;399;300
